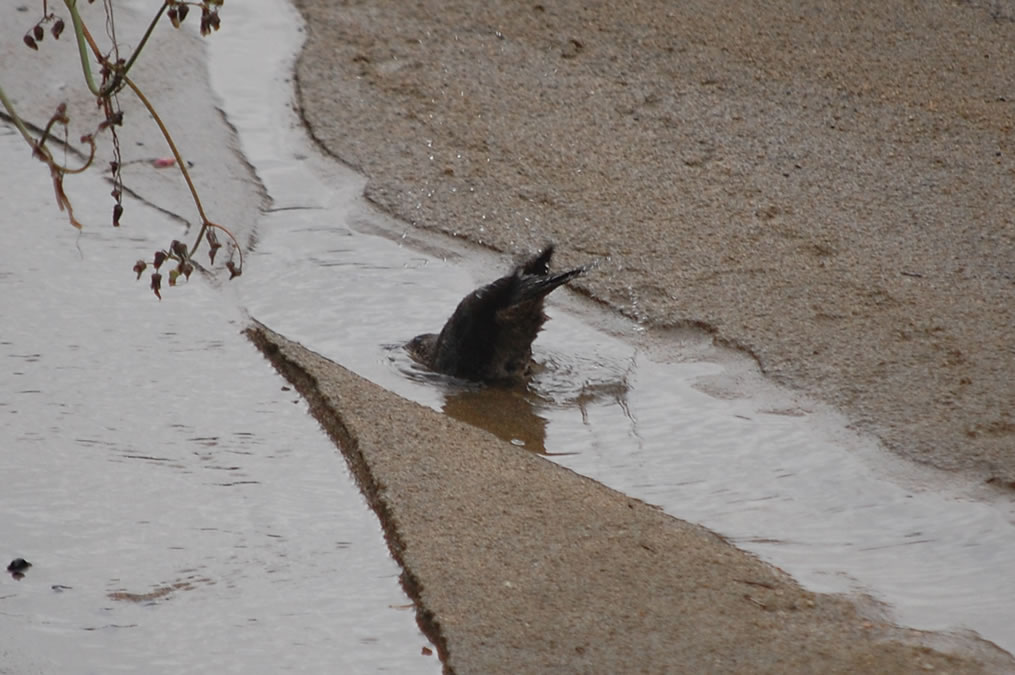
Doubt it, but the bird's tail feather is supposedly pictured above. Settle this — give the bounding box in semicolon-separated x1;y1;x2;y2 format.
514;266;584;304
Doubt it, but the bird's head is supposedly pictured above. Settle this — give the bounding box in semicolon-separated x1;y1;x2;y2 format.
405;333;438;366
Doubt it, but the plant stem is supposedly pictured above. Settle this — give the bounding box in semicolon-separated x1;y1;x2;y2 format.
118;2;171;87
63;0;101;96
0;84;46;151
121;74;212;253
65;0;172;98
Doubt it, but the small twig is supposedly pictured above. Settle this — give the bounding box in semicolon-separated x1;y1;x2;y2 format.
734;578;777;590
123;75;207;223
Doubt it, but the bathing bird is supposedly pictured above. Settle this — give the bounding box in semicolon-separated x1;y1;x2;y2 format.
406;245;584;382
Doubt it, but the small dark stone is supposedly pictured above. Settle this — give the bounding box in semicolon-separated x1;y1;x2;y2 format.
407;245;585;382
7;558;32;573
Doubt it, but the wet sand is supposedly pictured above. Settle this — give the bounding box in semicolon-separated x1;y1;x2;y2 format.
291;0;1014;485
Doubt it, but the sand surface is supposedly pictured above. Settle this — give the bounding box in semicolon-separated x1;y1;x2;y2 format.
291;0;1014;484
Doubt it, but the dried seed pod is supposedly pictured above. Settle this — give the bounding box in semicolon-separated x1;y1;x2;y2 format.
168;6;180;28
23;34;38;50
113;203;123;227
181;261;194;280
177;4;190;22
154;251;167;269
133;260;147;280
151;273;163;299
168;268;180;287
171;240;188;259
52;19;65;39
33;24;44;42
205;229;222;264
226;261;241;279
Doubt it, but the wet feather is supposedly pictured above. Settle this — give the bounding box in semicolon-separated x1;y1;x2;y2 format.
407;245;585;381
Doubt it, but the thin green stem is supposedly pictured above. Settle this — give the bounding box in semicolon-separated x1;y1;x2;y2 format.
118;2;170;86
64;0;171;99
0;84;46;150
63;0;101;96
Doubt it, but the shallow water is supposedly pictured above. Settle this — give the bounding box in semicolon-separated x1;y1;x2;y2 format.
0;16;436;675
212;0;1015;659
0;125;436;672
243;203;1015;651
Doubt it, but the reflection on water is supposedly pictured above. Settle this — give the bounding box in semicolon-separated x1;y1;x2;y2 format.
388;344;632;455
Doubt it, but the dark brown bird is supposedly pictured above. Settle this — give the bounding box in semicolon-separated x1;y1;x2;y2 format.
406;245;584;382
